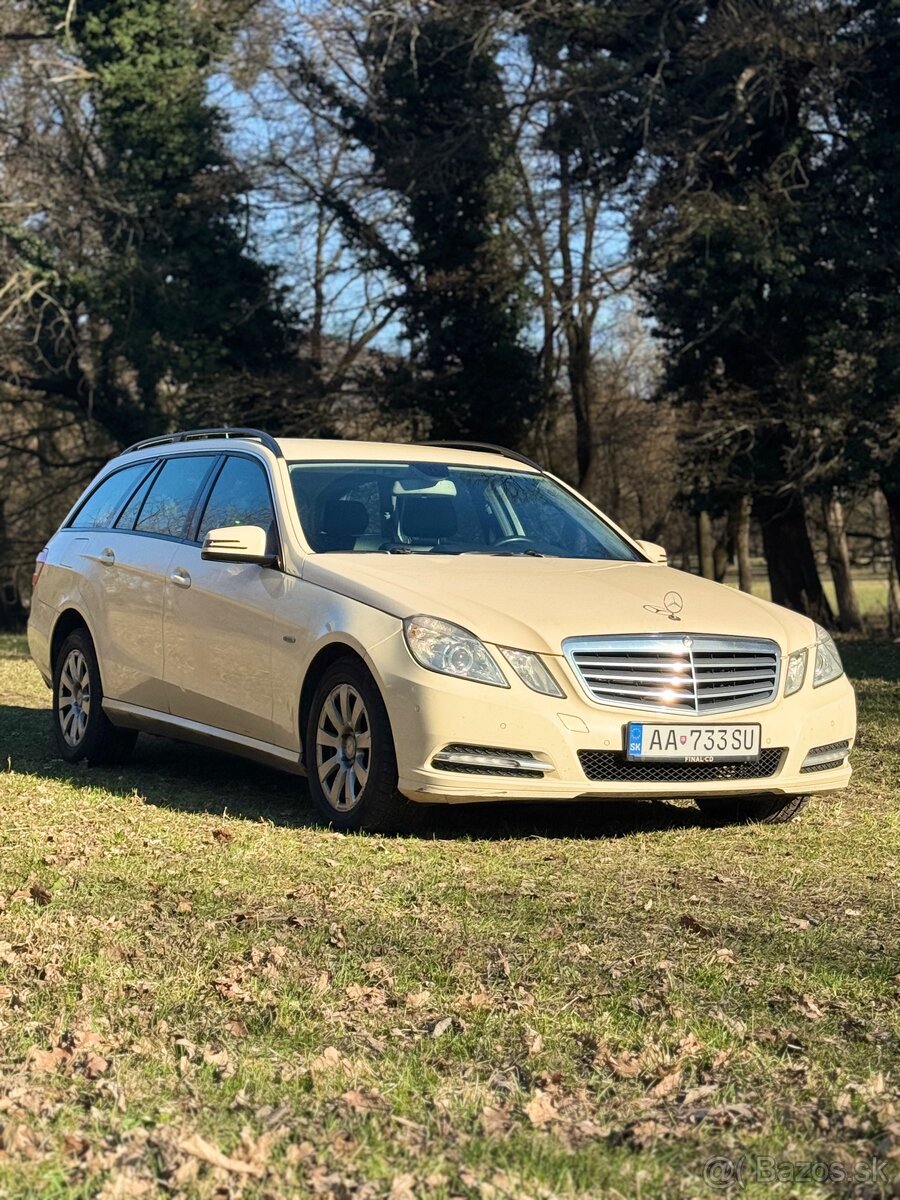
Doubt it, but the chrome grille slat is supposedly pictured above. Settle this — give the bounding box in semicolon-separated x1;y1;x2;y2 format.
695;682;774;699
564;634;781;715
574;656;691;668
692;671;775;684
580;670;696;687
694;655;777;667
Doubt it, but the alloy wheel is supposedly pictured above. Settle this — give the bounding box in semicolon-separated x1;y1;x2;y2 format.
315;683;372;811
58;648;91;748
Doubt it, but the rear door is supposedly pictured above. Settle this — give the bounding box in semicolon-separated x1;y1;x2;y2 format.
162;453;281;743
86;453;220;710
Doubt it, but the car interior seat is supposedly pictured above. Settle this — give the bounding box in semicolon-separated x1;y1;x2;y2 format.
319;499;369;551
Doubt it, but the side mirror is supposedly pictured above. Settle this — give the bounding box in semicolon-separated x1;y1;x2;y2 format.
635;539;668;565
201;525;276;567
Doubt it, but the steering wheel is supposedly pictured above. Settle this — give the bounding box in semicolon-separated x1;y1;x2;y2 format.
492;537;536;550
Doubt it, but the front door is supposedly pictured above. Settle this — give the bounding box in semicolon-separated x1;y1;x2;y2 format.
163;453;280;743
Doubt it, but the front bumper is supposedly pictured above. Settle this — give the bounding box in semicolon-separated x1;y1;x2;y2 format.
374;631;857;804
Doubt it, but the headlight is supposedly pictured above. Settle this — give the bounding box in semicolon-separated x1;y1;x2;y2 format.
813;624;844;687
784;649;808;696
498;647;566;698
403;615;508;687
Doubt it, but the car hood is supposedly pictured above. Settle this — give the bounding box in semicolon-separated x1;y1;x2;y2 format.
301;555;816;656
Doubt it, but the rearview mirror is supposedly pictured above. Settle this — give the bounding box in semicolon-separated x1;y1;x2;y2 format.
635;539;668;565
201;525;276;567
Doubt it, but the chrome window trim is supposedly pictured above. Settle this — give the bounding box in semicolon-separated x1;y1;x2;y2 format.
562;633;782;715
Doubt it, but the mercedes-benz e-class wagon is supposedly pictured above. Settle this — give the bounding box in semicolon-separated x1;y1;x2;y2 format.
28;428;856;831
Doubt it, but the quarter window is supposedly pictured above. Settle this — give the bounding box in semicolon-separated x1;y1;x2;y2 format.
69;464;152;530
197;456;276;543
134;455;217;538
115;463;161;530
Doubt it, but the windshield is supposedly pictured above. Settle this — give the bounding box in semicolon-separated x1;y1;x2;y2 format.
288;461;642;561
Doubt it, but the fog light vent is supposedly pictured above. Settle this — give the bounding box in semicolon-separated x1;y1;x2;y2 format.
800;739;850;774
432;744;550;777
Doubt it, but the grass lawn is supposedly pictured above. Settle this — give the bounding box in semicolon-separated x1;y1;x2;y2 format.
0;633;898;1199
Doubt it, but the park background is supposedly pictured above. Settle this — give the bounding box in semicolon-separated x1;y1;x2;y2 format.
1;0;899;631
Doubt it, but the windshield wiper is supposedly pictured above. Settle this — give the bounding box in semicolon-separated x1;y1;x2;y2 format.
491;548;544;557
384;545;414;554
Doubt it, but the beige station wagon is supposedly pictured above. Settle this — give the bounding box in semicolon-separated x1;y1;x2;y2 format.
28;429;856;831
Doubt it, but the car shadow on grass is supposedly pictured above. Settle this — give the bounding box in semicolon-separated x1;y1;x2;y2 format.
3;702;708;840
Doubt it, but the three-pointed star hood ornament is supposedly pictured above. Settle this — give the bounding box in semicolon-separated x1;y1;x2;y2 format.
643;590;684;621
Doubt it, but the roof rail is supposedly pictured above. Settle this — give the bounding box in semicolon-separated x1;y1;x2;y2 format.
122;427;283;458
417;440;543;472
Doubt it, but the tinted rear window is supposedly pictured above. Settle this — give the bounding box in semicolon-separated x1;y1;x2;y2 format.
70;464;152;530
133;455;217;538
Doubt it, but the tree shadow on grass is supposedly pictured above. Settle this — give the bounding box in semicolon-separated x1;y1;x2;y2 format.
838;638;900;681
2;702;709;840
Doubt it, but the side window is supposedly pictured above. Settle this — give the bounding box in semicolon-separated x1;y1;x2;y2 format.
69;464;152;530
197;456;276;543
115;462;161;530
134;455;217;538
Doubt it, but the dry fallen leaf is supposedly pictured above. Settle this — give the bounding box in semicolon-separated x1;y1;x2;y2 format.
179;1132;264;1177
309;1046;353;1081
27;1046;70;1073
651;1068;683;1099
313;970;331;994
83;1051;110;1079
524;1090;558;1126
682;1083;719;1106
599;1050;642;1079
525;1027;544;1056
796;994;826;1021
482;1104;514;1138
783;915;811;930
404;990;432;1010
340;1089;384;1112
388;1172;417;1200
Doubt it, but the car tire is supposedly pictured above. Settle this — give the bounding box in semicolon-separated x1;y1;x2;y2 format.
53;629;138;766
305;656;426;833
695;793;810;825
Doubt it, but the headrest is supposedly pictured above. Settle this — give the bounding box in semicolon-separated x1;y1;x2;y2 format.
402;495;457;540
321;499;368;537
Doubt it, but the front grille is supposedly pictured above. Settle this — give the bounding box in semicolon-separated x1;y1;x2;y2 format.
564;635;780;715
578;748;785;784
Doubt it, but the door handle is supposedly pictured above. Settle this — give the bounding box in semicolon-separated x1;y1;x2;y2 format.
169;568;191;589
99;547;115;565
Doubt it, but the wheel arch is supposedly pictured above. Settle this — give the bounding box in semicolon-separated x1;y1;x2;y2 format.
298;640;383;767
50;607;97;674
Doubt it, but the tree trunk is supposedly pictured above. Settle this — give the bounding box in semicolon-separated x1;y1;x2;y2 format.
821;492;864;632
888;565;900;638
712;530;729;583
883;485;900;583
754;491;835;626
728;495;754;593
697;509;716;579
568;324;594;492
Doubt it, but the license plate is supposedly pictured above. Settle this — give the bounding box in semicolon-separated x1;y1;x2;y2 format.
626;722;761;762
